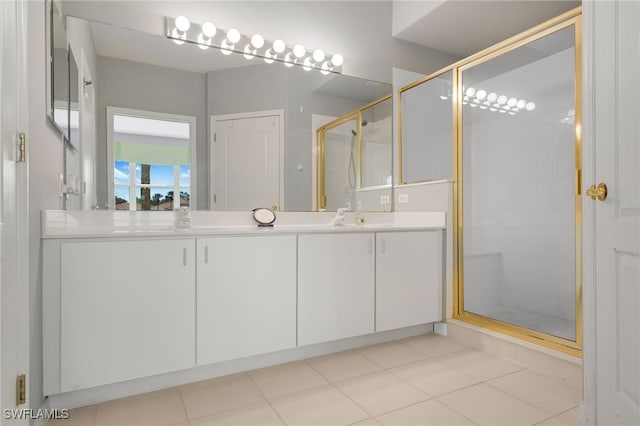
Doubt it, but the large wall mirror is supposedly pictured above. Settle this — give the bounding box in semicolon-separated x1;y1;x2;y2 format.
46;0;70;140
52;6;393;212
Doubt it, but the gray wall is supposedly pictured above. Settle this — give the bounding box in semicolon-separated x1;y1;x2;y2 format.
96;56;207;209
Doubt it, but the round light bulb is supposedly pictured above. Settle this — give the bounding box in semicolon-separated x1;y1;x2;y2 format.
487;92;497;102
497;95;507;105
226;28;241;44
525;102;536;111
220;39;233;55
202;22;216;38
312;49;325;62
197;34;210;49
507;97;517;107
284;52;295;67
303;57;313;71
465;87;476;97
264;49;275;64
476;89;487;100
175;16;190;32
251;34;264;49
243;44;256;60
516;99;526;109
330;53;343;67
321;61;332;75
273;39;286;53
171;28;185;45
293;44;306;58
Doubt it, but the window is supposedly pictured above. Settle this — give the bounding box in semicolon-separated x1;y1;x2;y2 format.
107;108;196;210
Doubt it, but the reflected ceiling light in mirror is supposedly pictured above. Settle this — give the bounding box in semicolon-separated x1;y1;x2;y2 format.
165;17;343;74
458;86;535;115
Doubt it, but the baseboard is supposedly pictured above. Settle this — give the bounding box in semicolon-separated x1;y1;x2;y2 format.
47;324;432;410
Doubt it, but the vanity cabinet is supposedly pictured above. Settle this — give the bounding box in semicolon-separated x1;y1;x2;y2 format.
196;235;297;365
375;230;443;332
56;238;196;392
297;233;375;346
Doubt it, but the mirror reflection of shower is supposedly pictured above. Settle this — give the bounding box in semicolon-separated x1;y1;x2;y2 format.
317;95;393;212
348;120;368;198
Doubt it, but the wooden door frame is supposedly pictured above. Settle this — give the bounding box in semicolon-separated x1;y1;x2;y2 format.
209;109;285;211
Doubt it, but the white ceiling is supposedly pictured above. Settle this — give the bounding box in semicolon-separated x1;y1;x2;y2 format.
393;0;580;57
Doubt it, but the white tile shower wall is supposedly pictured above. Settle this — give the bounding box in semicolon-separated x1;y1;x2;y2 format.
394;181;454;318
463;253;505;314
463;48;576;326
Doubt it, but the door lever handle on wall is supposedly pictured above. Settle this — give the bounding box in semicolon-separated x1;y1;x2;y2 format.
586;183;608;201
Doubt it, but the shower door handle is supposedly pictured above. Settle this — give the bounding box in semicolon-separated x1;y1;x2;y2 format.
586;183;608;201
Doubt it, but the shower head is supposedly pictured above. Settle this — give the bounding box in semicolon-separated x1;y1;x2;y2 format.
351;120;368;136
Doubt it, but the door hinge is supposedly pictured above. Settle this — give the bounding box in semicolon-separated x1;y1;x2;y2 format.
213;133;217;142
213;194;216;203
17;133;26;163
16;374;26;405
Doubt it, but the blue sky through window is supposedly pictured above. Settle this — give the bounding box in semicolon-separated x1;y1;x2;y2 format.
115;161;190;202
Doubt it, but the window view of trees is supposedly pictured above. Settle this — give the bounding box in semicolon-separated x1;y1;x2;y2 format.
115;161;190;210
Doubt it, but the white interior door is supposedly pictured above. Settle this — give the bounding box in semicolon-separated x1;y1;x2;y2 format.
590;1;640;424
211;111;282;211
0;0;29;416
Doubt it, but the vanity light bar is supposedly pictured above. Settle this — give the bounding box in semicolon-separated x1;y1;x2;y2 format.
441;86;536;115
165;16;343;75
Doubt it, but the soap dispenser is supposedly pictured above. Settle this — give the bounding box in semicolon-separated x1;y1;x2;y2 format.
355;201;365;225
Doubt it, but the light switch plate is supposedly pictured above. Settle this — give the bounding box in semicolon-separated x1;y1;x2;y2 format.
380;195;390;204
398;193;409;203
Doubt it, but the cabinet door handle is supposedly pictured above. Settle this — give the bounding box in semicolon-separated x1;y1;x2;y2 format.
204;246;209;264
380;238;386;254
183;248;187;266
368;238;373;254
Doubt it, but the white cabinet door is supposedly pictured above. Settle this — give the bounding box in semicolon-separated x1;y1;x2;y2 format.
197;235;297;365
298;233;375;346
60;239;196;392
376;231;443;332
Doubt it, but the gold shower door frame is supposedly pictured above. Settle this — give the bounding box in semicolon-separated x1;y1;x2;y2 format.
452;9;583;357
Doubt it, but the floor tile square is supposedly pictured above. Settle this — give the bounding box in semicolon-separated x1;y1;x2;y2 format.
535;407;580;426
336;371;429;416
48;405;96;426
488;369;582;416
249;360;329;399
307;350;382;382
94;388;187;426
376;400;476;426
357;342;428;369
437;383;548;426
270;385;368;426
437;349;525;381
390;359;480;396
401;334;469;358
179;373;263;419
189;401;283;426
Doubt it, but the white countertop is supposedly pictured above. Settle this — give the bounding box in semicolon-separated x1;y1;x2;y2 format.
42;210;446;239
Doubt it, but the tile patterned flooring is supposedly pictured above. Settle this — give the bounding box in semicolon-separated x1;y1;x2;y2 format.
48;334;582;426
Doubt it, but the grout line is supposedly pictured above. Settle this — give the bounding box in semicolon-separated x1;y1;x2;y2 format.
176;387;192;426
245;371;288;426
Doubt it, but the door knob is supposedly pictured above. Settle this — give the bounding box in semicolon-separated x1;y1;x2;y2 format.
586;183;608;201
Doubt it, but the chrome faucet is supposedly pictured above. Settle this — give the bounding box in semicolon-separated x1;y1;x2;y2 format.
329;207;349;226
